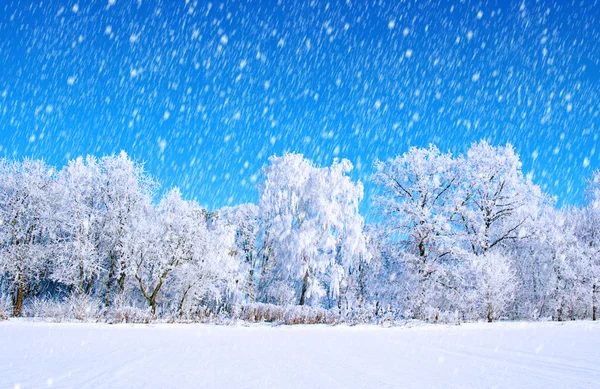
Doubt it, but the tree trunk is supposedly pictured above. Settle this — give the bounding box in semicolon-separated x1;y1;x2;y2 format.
299;270;309;306
84;274;95;296
178;286;191;317
118;267;127;294
105;254;117;307
557;304;563;322
247;267;255;302
12;284;25;317
358;262;365;309
78;261;85;295
592;283;597;321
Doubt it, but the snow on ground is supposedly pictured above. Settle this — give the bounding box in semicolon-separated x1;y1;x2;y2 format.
1;320;599;389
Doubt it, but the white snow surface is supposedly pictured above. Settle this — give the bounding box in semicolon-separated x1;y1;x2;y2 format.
1;320;599;389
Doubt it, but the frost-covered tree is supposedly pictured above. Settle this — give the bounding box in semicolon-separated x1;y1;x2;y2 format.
168;206;240;317
53;156;104;297
218;203;260;302
373;145;463;319
0;159;58;316
457;142;543;321
460;141;542;256
354;223;401;319
97;152;156;307
574;171;600;320
130;189;213;315
259;154;367;307
127;200;162;314
471;251;516;322
0;147;597;323
508;213;555;320
548;210;588;320
514;207;586;321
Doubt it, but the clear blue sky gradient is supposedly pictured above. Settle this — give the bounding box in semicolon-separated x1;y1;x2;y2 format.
1;0;599;215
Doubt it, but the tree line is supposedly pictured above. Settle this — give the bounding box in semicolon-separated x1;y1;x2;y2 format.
1;141;598;323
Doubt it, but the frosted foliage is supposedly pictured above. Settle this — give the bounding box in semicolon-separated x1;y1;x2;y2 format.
164;193;239;317
259;154;368;307
373;145;459;258
0;159;57;316
461;141;542;255
472;252;516;322
373;145;463;318
590;171;600;211
53;157;104;295
372;142;547;321
218;203;260;301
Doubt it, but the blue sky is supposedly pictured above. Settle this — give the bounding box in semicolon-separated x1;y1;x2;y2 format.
0;0;599;215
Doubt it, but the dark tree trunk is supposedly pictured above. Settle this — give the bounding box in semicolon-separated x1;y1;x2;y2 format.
78;262;85;295
84;274;95;296
247;267;255;302
150;298;157;315
557;305;563;322
105;254;117;307
299;270;309;306
13;284;25;317
118;262;127;294
593;284;597;321
178;286;192;317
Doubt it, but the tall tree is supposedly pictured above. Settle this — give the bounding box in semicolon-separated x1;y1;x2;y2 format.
53;156;104;296
460;141;542;255
373;145;462;319
97;152;156;307
0;159;58;316
219;203;260;302
575;171;600;320
259;154;367;306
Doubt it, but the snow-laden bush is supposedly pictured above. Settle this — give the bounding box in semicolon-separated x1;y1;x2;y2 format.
69;294;101;321
238;303;337;325
23;298;70;321
282;305;336;325
107;305;154;324
422;307;461;324
19;295;101;322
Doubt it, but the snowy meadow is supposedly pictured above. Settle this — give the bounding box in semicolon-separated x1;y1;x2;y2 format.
2;320;599;389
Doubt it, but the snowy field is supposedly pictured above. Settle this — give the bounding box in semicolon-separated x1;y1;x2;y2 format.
1;321;599;389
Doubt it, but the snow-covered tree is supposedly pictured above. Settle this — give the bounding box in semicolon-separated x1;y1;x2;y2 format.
460;141;542;256
455;142;545;321
53;156;104;296
0;159;58;316
574;171;600;320
259;154;368;307
373;145;463;319
97;152;156;307
508;216;555;320
0;147;596;323
353;223;401;320
127;200;162;314
218;203;260;302
471;251;516;322
517;207;586;321
166;205;240;317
